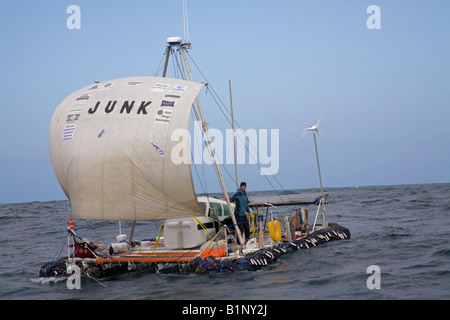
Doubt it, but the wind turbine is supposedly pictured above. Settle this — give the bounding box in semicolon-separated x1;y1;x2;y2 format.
302;114;327;227
302;114;323;140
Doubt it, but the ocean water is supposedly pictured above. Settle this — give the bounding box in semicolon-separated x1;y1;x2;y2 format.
1;183;449;301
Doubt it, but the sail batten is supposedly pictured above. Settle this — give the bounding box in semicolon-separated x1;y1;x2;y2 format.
49;77;205;220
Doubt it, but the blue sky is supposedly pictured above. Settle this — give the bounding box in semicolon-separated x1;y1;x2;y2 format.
0;1;449;204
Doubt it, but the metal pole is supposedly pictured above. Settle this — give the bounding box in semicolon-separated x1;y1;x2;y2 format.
313;132;323;196
312;200;321;231
162;46;171;77
313;132;327;226
67;233;71;262
178;45;245;247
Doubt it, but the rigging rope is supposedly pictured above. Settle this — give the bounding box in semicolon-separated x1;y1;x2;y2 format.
185;50;294;202
154;50;167;76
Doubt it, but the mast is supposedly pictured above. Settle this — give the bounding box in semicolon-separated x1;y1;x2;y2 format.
229;79;238;190
171;41;245;247
162;46;171;77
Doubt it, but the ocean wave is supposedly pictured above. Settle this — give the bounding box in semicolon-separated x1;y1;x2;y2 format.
29;276;68;285
1;183;449;299
433;248;450;257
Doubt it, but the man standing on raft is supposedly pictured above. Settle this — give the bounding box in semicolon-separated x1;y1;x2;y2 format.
230;182;251;242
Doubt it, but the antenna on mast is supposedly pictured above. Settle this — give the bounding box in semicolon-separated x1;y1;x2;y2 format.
183;0;190;43
161;1;191;78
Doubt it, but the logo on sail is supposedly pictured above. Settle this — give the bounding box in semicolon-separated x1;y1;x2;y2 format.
63;125;76;141
150;141;165;158
160;100;176;107
66;113;80;123
154;108;173;123
87;100;152;115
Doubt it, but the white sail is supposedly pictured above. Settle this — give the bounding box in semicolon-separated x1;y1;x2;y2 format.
49;77;205;220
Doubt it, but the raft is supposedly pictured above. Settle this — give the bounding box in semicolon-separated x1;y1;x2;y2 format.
38;223;350;279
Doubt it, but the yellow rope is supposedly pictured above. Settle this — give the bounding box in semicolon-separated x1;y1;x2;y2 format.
191;216;211;236
152;224;164;250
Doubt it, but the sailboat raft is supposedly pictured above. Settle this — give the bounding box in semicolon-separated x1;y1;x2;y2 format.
40;39;351;281
39;221;350;277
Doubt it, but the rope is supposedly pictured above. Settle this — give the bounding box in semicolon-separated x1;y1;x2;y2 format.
51;235;68;262
154;50;167;76
185;50;295;204
152;224;164;250
78;267;108;288
223;217;254;229
191;216;214;239
173;48;186;80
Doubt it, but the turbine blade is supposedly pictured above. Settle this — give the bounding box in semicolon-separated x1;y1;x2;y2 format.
316;114;323;127
316;129;322;141
302;129;307;137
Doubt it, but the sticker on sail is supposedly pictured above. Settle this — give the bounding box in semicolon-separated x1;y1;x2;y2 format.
88;82;114;90
150;83;171;92
97;128;105;137
164;94;181;99
69;104;84;113
169;85;189;95
128;81;141;86
66;113;80;124
63;125;76;141
160;100;176;107
150;141;165;158
76;93;91;101
154;108;173;123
